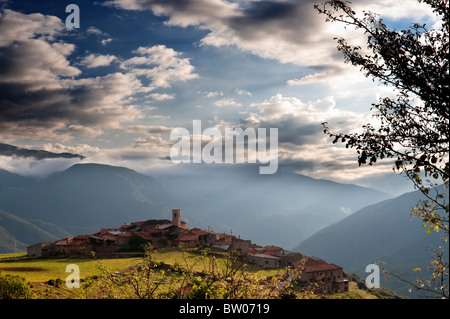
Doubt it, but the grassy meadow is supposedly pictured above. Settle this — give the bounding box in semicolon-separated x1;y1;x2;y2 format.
0;254;143;283
0;248;285;297
0;248;391;299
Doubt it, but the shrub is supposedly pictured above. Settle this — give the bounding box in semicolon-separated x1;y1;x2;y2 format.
55;278;63;288
0;272;34;299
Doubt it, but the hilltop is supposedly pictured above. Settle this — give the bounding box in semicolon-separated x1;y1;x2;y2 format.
0;246;400;299
25;207;353;296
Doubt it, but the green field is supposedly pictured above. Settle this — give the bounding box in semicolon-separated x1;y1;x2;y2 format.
0;248;275;299
0;255;143;283
0;248;281;283
0;248;391;299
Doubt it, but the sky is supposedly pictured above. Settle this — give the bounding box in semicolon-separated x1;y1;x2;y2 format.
0;0;440;194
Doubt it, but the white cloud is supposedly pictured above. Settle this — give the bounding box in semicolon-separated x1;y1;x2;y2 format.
121;45;199;90
108;0;439;100
236;89;252;96
204;91;223;98
0;155;81;178
147;93;175;101
360;0;437;21
80;53;117;68
86;26;103;35
40;143;100;156
0;10;146;141
0;9;65;47
107;0;340;66
246;93;372;145
0;10;203;142
0;36;80;90
214;98;242;108
101;38;113;46
241;93;388;182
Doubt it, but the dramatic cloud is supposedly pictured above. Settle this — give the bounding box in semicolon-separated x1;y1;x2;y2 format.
1;0;434;188
243;93;370;145
108;0;338;66
0;10;199;142
0;9;65;46
108;0;437;93
237;93;381;181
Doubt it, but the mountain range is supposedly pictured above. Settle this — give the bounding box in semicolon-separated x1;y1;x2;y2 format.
0;143;391;250
294;185;448;298
0;163;392;250
156;164;392;248
1;142;447;298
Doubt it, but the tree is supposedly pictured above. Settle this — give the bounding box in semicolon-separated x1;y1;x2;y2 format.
127;233;150;252
315;0;449;298
83;246;313;299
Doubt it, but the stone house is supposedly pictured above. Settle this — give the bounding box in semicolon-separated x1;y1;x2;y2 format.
117;232;133;246
52;238;73;256
230;238;251;255
67;236;93;255
247;253;281;268
191;228;216;246
26;242;53;257
298;257;349;293
276;250;303;267
172;231;200;248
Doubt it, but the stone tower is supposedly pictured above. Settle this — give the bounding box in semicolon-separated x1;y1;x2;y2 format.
172;209;181;227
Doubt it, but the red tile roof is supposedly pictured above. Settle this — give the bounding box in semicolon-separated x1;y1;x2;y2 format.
100;234;119;242
74;234;91;240
173;232;199;242
69;240;91;247
305;263;342;273
260;246;283;256
191;228;210;236
54;238;73;245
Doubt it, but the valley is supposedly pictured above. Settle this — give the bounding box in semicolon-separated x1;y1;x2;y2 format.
0;143;447;299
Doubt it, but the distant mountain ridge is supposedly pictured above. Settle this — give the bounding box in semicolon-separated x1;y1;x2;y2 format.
0;143;84;160
156;164;392;248
0;163;176;235
293;185;448;297
0;210;71;254
0;143;391;252
0;163;221;246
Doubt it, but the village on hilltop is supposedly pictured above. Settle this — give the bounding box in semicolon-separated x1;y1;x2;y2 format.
27;209;349;294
